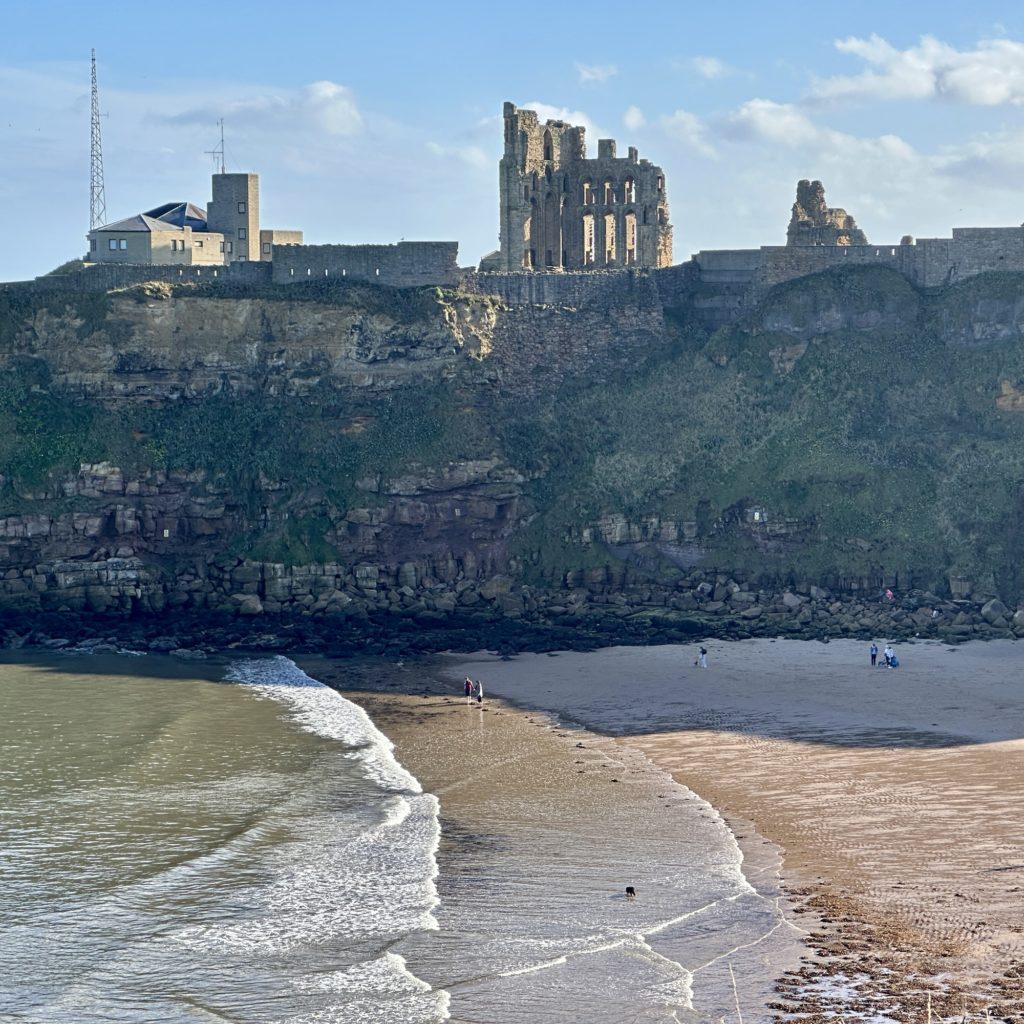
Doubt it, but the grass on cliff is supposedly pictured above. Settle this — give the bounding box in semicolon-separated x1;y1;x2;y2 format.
499;266;1024;592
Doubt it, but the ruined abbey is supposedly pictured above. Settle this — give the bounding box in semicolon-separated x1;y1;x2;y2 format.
9;100;1024;311
479;102;672;272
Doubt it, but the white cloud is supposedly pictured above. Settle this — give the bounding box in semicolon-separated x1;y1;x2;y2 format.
426;141;489;169
168;80;364;136
691;56;733;80
723;99;821;147
623;105;645;131
576;62;617;84
812;34;1024;105
660;108;717;158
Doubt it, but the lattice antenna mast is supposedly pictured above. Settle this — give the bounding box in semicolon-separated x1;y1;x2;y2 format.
89;49;107;231
205;119;226;174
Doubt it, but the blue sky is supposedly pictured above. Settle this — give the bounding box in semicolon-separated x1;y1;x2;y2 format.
5;1;1024;279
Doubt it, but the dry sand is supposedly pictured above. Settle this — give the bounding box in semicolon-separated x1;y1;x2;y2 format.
439;638;1024;1022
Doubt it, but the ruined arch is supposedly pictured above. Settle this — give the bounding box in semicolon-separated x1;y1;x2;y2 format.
624;210;637;265
582;179;594;205
603;211;616;264
544;191;560;267
582;212;595;266
543;129;553;162
603;177;615;205
623;176;636;204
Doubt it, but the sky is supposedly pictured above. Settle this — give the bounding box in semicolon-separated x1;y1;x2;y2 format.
5;1;1024;280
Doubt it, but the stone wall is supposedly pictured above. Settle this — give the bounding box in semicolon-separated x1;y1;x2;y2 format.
0;260;272;295
270;242;461;287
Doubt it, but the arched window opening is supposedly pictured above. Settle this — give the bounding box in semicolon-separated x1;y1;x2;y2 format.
524;185;530;201
623;177;636;204
603;178;615;205
642;208;649;225
582;179;594;205
624;211;637;265
544;192;560;268
545;166;552;183
656;175;664;193
603;212;616;264
657;206;667;226
523;215;531;242
582;213;595;266
543;129;553;162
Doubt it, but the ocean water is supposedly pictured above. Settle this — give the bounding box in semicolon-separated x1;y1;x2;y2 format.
0;652;447;1023
0;651;798;1022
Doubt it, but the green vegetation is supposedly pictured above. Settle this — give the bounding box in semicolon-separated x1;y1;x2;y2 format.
6;265;1024;594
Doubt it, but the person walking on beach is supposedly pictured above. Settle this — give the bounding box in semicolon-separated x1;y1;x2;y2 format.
464;677;474;701
870;642;878;667
474;679;484;704
698;648;708;669
883;644;894;667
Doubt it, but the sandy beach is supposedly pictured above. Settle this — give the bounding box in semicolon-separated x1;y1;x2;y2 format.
426;638;1024;1022
302;656;808;1022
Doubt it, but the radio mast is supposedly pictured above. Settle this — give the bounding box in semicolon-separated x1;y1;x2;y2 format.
89;49;107;231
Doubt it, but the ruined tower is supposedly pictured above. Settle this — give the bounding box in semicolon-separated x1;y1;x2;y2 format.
486;102;672;272
786;180;866;246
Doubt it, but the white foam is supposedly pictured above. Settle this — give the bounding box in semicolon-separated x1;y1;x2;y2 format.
293;952;431;995
177;657;445;1020
224;656;420;793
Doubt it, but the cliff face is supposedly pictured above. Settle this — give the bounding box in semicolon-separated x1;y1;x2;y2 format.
4;268;1024;639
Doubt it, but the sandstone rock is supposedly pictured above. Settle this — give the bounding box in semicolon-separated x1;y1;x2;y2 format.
981;598;1009;624
233;593;263;616
781;592;805;609
740;605;763;619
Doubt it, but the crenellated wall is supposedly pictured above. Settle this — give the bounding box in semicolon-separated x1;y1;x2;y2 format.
270;242;460;287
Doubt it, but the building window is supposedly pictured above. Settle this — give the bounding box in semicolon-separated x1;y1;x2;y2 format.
90;238;97;251
227;241;233;253
108;239;116;250
238;256;246;262
238;228;246;240
194;240;203;248
219;241;225;253
262;242;271;254
237;202;246;214
119;239;127;250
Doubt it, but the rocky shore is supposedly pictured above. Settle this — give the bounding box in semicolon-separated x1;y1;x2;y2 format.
2;566;1021;658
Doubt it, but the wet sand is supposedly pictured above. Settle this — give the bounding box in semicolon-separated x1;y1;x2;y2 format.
437;639;1024;1021
300;656;808;1022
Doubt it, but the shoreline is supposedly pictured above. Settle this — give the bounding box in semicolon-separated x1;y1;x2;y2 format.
430;640;1024;1021
300;655;810;1021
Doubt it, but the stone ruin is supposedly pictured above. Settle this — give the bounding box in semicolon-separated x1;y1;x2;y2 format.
481;102;673;273
786;179;867;246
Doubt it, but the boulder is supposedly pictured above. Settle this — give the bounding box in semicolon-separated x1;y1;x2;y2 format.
981;598;1009;624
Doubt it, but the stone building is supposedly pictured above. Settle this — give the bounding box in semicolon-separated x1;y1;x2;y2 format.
87;172;301;266
786;179;867;246
481;102;672;272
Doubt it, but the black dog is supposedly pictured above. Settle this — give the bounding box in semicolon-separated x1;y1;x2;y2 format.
625;886;636;899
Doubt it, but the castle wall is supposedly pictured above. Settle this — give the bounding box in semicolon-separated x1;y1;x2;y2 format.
270;242;460;287
1;260;272;294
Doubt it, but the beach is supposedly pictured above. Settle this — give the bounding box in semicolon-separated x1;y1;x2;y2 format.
398;638;1024;1021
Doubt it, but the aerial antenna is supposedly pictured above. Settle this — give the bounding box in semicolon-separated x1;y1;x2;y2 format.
89;49;107;230
205;118;226;174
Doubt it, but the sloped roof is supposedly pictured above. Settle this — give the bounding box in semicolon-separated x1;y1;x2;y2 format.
94;202;209;234
144;201;208;230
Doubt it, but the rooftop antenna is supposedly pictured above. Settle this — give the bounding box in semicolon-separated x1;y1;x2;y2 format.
89;49;107;230
205;118;226;174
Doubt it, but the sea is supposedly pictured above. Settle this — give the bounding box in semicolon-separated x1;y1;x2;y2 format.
0;650;801;1023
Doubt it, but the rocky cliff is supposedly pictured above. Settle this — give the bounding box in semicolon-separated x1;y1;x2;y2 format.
4;267;1024;644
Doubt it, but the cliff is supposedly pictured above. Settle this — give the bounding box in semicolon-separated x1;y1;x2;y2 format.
4;267;1024;643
